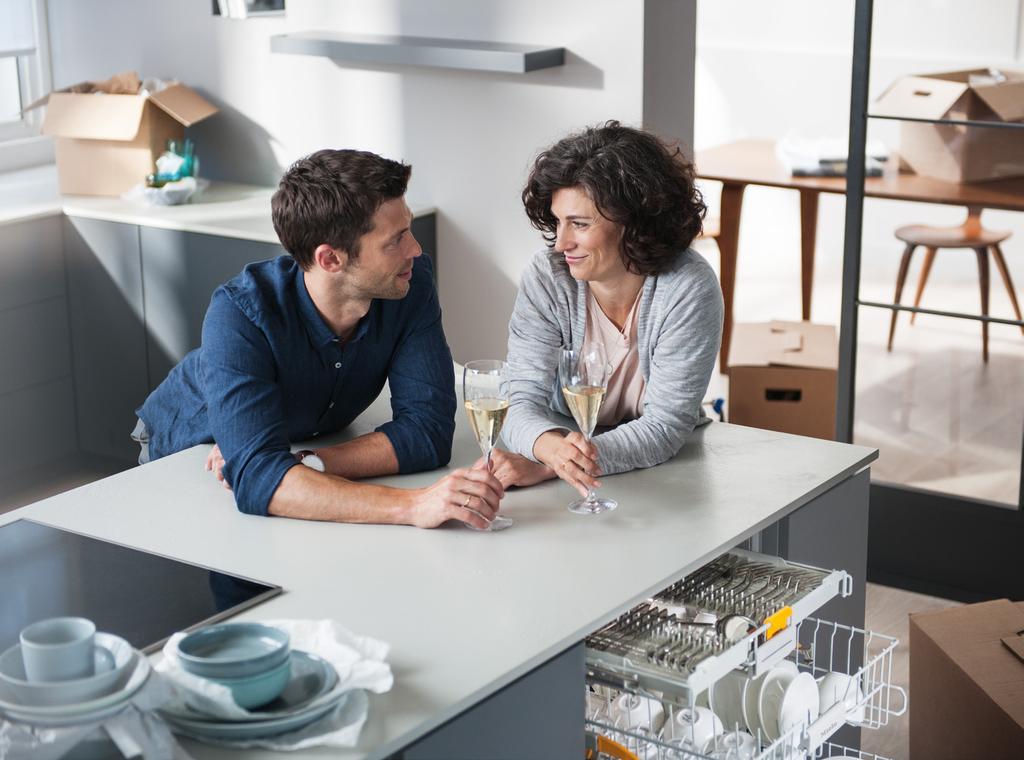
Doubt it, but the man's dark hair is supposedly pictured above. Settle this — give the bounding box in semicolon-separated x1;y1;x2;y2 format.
272;149;411;269
522;121;706;276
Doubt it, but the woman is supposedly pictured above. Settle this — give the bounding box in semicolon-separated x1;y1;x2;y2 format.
493;121;723;497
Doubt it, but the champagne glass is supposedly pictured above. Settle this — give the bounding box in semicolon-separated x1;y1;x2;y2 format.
463;360;514;531
559;345;617;515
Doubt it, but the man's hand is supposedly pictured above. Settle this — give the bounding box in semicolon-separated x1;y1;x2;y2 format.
405;463;505;530
478;449;556;490
204;444;232;491
533;431;601;498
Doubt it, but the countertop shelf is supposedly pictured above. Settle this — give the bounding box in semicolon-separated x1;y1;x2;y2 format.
270;30;565;73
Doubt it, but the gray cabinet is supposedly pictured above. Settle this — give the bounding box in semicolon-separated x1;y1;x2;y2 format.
63;213;438;462
0;216;77;481
141;228;283;389
64;217;149;463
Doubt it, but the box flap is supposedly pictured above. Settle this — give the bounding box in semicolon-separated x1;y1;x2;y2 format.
873;75;968;120
1003;635;1024;664
727;321;837;370
912;599;1024;731
41;92;148;141
972;78;1024;122
147;84;218;127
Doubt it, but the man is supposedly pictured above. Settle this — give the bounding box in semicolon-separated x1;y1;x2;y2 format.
134;149;502;529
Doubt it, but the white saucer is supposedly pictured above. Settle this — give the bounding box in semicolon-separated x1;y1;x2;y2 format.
776;672;819;736
0;656;150;727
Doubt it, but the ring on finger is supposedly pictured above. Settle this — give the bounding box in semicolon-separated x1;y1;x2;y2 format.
461;494;473;508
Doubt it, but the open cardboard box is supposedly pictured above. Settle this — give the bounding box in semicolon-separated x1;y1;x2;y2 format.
910;599;1024;759
726;321;838;441
28;79;218;196
873;69;1024;183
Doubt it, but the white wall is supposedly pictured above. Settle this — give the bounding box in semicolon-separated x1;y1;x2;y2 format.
695;0;1024;326
46;0;697;361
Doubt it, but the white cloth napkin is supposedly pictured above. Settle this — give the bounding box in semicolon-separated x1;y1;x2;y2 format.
0;669;188;760
156;619;393;750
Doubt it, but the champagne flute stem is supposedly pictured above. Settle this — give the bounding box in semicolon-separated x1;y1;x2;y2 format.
583;433;598;504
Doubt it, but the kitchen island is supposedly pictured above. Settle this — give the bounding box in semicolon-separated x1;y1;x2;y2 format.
0;378;876;759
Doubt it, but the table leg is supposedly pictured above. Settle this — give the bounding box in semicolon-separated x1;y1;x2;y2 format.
799;190;819;321
717;183;746;372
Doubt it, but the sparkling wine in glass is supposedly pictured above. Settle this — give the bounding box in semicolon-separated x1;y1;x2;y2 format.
463;360;513;531
559;345;617;515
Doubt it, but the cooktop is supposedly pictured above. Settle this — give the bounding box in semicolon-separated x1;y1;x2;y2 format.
0;519;282;653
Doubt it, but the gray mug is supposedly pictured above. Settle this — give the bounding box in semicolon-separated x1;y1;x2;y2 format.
20;617;96;682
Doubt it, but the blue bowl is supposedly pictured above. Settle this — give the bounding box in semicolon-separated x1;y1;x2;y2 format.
177;623;289;680
214;655;292;709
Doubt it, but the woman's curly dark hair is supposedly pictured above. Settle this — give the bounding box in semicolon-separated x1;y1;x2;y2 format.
522;121;706;276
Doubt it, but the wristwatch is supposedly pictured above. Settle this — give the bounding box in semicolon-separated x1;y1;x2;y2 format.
294;449;325;473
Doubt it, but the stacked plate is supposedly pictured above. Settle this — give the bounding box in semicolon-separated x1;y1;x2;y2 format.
159;623;346;740
0;632;150;727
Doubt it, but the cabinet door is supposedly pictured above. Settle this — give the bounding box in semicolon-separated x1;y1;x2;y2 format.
64;217;149;463
140;228;284;389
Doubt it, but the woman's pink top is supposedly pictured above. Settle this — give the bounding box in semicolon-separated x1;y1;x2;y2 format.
583;289;646;427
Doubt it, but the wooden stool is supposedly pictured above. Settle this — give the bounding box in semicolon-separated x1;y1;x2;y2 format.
888;206;1022;362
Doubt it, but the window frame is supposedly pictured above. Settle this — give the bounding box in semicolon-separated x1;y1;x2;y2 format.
0;0;53;170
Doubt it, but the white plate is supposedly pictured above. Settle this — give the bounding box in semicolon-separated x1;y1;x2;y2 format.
740;672;764;739
709;670;748;732
756;661;798;742
0;633;135;707
162;690;348;740
0;657;150;726
777;671;819;735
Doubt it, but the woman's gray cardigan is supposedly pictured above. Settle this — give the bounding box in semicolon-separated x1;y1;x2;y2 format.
502;248;724;475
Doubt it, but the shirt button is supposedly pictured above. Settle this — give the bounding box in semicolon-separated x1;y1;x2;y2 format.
313;431;320;436
334;362;342;369
329;402;335;409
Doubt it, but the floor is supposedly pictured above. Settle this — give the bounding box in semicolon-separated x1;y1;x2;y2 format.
860;582;962;760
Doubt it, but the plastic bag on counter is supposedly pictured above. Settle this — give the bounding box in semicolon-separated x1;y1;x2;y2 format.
122;177;209;207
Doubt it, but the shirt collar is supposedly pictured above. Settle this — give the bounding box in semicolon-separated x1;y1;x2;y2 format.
295;269;341;349
295;268;374;349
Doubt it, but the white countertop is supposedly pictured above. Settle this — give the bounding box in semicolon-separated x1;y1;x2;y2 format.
0;378;876;758
0;164;435;243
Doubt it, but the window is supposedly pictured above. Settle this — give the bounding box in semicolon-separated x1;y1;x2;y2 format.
0;0;51;142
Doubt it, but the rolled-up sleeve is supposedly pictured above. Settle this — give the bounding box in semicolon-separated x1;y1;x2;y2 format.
200;290;297;516
376;257;456;472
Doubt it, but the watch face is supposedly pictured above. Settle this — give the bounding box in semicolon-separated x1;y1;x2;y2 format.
301;454;326;473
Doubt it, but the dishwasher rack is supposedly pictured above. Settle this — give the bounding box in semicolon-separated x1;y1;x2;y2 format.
583;550;906;760
586;550;852;702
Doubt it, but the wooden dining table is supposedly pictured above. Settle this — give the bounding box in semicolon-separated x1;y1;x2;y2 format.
696;138;1024;369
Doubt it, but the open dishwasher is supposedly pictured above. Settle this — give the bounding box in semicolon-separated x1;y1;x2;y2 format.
582;549;906;760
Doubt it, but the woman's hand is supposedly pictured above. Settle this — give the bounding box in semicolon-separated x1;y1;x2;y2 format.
477;449;557;490
204;444;232;490
532;431;602;498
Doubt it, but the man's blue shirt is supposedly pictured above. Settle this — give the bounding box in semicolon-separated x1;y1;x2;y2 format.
137;254;455;516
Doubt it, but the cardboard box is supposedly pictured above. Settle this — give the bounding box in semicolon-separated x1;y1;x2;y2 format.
31;81;218;196
909;599;1024;759
726;321;837;440
873;69;1024;183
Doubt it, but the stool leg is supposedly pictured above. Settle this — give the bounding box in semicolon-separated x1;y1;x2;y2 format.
910;246;937;325
974;247;990;362
990;243;1024;335
888;243;917;352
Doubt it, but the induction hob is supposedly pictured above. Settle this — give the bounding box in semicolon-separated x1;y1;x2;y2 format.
0;519;282;653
